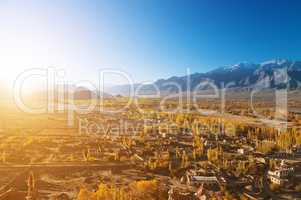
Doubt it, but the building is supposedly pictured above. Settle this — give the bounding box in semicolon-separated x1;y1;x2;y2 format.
269;175;287;185
293;145;301;155
268;160;294;185
268;167;294;178
237;148;245;155
187;175;219;186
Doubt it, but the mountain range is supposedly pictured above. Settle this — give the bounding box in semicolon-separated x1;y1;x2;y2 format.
108;59;301;95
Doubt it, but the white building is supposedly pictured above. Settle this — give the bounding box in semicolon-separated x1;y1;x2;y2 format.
237;148;245;155
187;175;219;186
268;160;294;185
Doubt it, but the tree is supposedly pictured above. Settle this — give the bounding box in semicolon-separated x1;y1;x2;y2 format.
269;183;280;192
77;180;166;200
207;148;219;162
295;183;301;192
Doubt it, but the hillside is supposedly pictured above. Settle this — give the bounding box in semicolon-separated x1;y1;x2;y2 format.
108;59;301;95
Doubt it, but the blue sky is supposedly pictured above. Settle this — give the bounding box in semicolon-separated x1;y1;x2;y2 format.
0;0;301;85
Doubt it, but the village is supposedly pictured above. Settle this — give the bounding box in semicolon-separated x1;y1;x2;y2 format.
0;102;300;200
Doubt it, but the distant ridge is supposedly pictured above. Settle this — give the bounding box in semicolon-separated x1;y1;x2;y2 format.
108;59;301;95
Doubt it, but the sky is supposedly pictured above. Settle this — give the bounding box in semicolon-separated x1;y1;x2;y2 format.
0;0;301;87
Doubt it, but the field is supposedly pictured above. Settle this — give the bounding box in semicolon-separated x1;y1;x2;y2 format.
0;91;300;199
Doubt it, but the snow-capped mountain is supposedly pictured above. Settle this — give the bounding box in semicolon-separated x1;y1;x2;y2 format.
108;59;301;95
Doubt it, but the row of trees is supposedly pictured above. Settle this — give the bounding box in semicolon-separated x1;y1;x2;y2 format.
77;180;167;200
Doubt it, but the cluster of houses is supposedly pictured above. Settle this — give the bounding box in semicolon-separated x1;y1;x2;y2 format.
78;113;300;199
179;168;223;199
